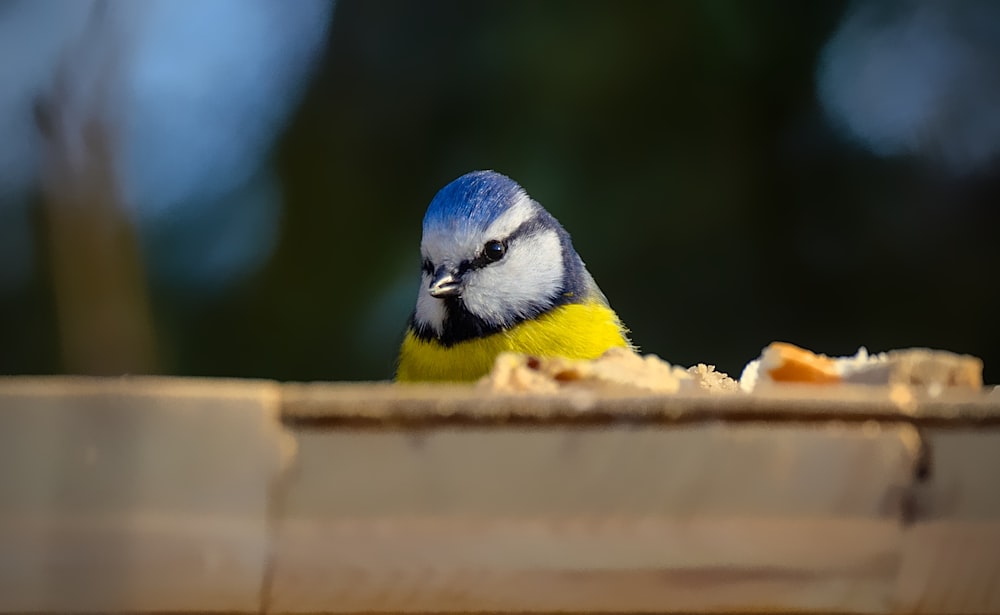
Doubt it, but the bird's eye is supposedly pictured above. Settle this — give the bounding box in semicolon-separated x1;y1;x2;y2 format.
483;240;506;263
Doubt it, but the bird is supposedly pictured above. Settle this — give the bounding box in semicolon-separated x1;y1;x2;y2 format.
396;170;633;382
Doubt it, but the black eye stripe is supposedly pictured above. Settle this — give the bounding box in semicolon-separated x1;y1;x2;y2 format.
427;214;553;276
456;260;474;275
467;216;549;271
509;216;546;240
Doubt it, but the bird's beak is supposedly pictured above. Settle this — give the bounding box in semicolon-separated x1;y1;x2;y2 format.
428;267;462;298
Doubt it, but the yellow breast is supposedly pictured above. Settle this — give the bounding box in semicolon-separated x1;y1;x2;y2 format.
396;300;631;382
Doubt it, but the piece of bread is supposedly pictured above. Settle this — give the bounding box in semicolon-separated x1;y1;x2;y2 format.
740;342;983;394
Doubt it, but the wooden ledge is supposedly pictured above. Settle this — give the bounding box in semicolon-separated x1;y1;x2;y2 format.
282;380;1000;426
0;377;998;613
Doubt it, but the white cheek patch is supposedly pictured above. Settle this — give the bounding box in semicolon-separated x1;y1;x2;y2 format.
461;229;564;327
413;271;446;334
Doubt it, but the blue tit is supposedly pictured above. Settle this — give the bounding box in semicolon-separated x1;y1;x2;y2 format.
396;170;633;382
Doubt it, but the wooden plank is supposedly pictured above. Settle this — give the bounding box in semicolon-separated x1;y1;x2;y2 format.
1;377;998;613
269;422;920;613
894;429;1000;614
276;425;919;517
0;377;289;613
282;382;1000;425
272;520;900;613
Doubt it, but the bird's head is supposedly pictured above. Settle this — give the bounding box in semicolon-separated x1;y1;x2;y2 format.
412;170;586;343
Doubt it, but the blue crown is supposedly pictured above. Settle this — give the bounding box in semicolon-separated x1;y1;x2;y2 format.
423;170;525;233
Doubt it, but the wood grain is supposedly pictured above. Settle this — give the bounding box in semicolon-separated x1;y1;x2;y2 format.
281;381;1000;425
0;377;287;612
0;377;997;613
268;423;919;612
894;429;1000;613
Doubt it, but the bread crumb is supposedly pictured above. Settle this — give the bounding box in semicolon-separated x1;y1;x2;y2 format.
687;364;741;393
478;348;719;394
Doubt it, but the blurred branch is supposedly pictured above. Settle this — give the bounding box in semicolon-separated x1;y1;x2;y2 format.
35;2;157;376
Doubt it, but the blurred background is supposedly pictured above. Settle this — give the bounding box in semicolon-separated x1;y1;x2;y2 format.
1;0;999;382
